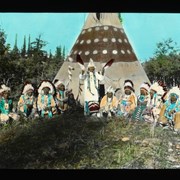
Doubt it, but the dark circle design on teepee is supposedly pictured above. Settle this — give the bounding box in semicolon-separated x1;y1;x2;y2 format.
69;25;138;63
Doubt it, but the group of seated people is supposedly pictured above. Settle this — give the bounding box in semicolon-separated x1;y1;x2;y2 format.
91;79;180;132
0;78;180;133
0;80;77;125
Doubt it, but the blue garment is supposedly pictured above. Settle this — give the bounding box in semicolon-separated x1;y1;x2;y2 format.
164;100;180;121
41;94;53;118
84;101;90;115
132;95;148;121
0;98;13;115
21;95;35;116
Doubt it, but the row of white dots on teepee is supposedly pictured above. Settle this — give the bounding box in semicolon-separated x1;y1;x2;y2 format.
81;27;124;34
76;38;128;44
72;49;132;55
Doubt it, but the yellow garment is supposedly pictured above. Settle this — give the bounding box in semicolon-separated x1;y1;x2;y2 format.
119;94;137;113
158;104;180;130
17;95;37;113
37;94;56;115
56;91;68;111
174;112;180;130
100;95;118;112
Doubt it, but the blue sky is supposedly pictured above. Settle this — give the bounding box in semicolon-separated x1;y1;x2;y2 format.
0;13;180;62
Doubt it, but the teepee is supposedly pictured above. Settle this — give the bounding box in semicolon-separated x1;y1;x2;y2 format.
54;13;150;105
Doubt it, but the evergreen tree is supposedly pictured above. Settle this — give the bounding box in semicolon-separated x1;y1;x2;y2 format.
21;35;26;58
11;33;20;59
27;34;32;57
62;46;66;60
55;45;62;59
49;49;52;59
31;34;48;58
0;28;7;57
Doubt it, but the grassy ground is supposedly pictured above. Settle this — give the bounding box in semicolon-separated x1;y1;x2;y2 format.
0;107;180;169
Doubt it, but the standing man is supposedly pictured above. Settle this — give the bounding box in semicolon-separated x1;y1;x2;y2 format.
79;58;104;116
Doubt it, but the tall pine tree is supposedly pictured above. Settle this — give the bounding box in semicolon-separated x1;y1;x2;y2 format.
21;35;26;58
27;34;32;57
0;28;7;57
11;33;20;59
62;46;66;60
49;49;52;59
55;45;62;60
31;34;47;58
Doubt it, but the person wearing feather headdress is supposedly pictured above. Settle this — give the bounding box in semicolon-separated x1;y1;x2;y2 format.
17;82;38;119
117;80;137;118
0;84;20;124
99;86;118;117
132;82;151;121
142;82;165;123
54;80;70;114
79;58;105;116
158;86;180;131
37;80;56;118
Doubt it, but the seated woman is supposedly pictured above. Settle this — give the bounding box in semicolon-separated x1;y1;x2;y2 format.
37;80;56;118
117;80;137;118
158;86;180;131
132;82;151;121
0;84;20;124
17;83;38;119
100;86;118;117
143;82;165;123
54;80;69;114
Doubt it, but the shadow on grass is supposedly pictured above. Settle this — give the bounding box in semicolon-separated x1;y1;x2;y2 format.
0;107;108;169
